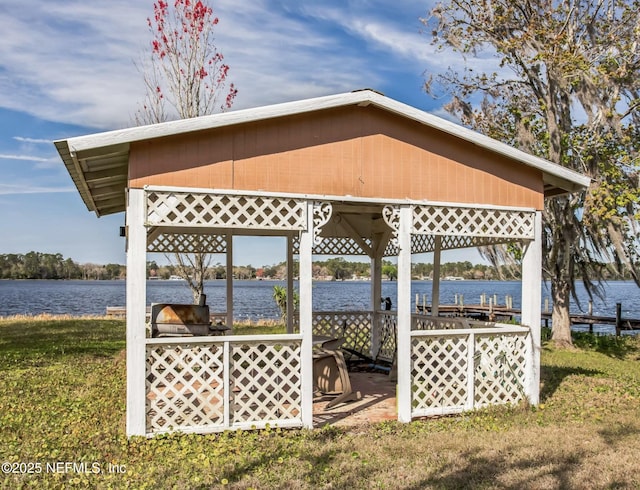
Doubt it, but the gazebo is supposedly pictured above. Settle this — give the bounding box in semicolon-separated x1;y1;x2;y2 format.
56;89;590;437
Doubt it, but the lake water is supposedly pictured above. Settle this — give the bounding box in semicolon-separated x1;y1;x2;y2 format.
0;279;637;334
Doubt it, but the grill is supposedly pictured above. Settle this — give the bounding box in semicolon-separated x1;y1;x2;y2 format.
151;303;211;337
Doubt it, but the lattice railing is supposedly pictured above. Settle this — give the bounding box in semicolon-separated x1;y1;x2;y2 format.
375;312;397;364
412;335;469;410
474;333;528;407
145;335;303;435
229;340;302;424
310;311;373;358
410;325;529;417
146;341;225;432
146;190;307;231
412;315;472;330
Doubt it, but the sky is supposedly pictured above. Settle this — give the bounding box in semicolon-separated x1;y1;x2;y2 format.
0;0;488;267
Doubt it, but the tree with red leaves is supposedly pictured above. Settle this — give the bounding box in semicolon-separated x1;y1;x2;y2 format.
136;0;237;125
136;0;238;303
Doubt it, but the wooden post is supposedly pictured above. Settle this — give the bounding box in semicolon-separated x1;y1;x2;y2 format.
431;236;442;317
396;206;412;423
286;235;294;334
299;203;314;428
521;211;542;406
616;303;622;337
226;233;233;331
371;245;383;358
126;188;147;437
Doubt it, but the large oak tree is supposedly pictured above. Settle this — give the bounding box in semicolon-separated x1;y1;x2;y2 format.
423;0;639;345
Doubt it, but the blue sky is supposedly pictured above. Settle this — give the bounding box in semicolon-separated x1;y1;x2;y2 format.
0;0;486;267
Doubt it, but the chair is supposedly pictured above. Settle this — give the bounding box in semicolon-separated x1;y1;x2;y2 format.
313;337;361;409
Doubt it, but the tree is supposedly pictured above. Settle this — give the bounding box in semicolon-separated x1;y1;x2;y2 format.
136;0;237;303
424;0;640;346
136;0;237;124
325;257;350;280
382;261;398;280
272;285;299;324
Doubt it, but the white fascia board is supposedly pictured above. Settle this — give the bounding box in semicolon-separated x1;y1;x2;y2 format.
56;91;373;154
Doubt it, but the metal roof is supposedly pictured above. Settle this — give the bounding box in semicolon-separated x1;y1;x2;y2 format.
55;89;591;217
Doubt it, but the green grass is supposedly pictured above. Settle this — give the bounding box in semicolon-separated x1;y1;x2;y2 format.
1;317;639;489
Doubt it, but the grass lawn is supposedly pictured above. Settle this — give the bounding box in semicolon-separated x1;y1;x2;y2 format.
1;317;639;489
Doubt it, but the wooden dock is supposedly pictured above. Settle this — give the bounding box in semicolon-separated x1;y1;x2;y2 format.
418;302;640;335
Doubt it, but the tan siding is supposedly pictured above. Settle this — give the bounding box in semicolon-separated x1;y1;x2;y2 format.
128;105;544;209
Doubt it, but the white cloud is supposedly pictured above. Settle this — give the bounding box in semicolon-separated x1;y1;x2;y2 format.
0;153;50;163
0;0;403;130
13;137;52;144
0;183;75;195
0;0;150;129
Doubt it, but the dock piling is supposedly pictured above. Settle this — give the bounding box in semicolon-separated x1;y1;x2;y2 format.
616;303;622;337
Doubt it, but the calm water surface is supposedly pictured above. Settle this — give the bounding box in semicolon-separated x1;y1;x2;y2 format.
1;279;638;333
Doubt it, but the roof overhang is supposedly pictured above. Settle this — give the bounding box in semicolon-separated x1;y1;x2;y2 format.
55;89;591;217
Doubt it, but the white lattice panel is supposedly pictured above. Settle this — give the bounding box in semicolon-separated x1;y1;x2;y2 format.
410;328;529;417
146;343;225;432
376;313;396;363
410;234;434;254
146;191;307;230
147;232;227;253
230;341;302;424
387;235;510;256
383;241;398;257
412;205;535;239
311;312;372;357
310;237;371;256
474;333;527;407
440;235;511;251
411;336;468;412
412;316;468;330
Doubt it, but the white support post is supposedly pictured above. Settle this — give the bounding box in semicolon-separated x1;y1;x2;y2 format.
466;332;476;410
396;206;412;423
286;235;295;334
299;204;314;428
431;235;442;317
370;238;383;358
226;233;233;330
371;255;382;312
521;211;542;405
126;188;147;437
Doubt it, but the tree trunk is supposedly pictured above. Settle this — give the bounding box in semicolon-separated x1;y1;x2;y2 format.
550;278;573;347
